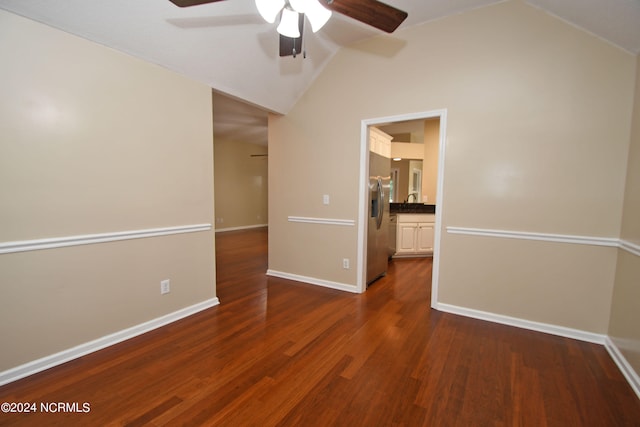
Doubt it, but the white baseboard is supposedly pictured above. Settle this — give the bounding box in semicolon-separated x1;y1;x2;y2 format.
436;303;640;400
215;224;267;233
266;269;359;293
435;303;606;344
605;336;640;399
0;298;219;387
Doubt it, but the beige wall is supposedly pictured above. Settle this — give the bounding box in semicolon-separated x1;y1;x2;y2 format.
390;142;424;160
269;110;359;285
609;55;640;375
387;119;439;204
394;159;411;203
269;1;635;331
213;138;268;230
0;11;215;371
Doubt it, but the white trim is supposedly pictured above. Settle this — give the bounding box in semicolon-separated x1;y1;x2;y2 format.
358;109;448;296
445;227;640;257
620;239;640;257
266;269;359;293
436;302;640;399
357;119;369;293
215;224;268;233
435;302;606;344
431;111;447;309
287;216;355;226
605;336;640;399
446;226;619;248
0;298;219;387
0;224;212;255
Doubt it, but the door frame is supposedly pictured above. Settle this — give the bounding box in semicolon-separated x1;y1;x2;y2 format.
356;109;447;309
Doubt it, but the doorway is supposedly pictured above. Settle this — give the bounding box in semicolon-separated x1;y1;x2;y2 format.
390;168;399;202
409;165;422;203
356;109;447;309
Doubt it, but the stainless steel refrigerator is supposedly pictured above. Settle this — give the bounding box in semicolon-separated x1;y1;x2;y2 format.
367;150;391;285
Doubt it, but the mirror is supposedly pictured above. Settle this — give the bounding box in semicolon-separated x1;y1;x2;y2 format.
378;118;439;204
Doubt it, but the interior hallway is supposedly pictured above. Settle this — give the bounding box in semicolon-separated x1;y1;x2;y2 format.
0;227;638;425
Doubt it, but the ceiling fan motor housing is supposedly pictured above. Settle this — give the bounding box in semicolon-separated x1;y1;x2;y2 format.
168;0;408;57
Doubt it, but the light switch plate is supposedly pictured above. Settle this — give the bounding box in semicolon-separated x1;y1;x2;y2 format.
160;279;170;295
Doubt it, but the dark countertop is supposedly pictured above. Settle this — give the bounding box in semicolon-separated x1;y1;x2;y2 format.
390;203;436;214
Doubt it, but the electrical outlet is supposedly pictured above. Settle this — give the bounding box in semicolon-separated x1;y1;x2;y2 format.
342;258;350;269
160;279;170;295
323;194;330;205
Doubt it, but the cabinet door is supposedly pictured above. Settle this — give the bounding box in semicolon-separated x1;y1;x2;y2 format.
397;223;418;253
417;223;435;253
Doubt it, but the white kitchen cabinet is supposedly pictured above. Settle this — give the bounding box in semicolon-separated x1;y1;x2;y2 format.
369;126;392;158
416;222;435;253
398;222;418;252
394;214;435;257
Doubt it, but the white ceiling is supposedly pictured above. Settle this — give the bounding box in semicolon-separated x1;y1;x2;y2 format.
2;0;639;146
213;90;269;145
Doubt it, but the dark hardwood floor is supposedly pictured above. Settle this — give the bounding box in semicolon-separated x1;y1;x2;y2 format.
1;227;639;426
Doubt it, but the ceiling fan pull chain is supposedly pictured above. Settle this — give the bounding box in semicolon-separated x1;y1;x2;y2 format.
303;19;307;58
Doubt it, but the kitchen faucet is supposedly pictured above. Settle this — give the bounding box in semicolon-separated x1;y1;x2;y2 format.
404;193;418;203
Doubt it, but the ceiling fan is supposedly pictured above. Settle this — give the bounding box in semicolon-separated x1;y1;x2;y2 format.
168;0;408;58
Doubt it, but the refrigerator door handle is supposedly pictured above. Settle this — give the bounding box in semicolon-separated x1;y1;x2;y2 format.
376;177;384;229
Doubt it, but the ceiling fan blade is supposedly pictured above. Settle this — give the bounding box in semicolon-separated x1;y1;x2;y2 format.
168;0;227;7
321;0;407;33
279;13;305;57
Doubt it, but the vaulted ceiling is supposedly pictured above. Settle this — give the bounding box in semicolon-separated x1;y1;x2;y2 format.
2;0;639;145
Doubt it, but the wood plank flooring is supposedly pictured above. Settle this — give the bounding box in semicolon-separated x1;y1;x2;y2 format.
1;227;639;426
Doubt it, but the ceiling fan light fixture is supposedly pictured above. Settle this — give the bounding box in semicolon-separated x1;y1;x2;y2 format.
255;0;285;23
288;0;307;14
304;0;331;32
277;8;301;38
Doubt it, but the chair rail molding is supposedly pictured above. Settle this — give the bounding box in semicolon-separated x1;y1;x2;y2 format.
620;239;640;257
287;216;355;226
0;224;212;255
446;226;620;248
